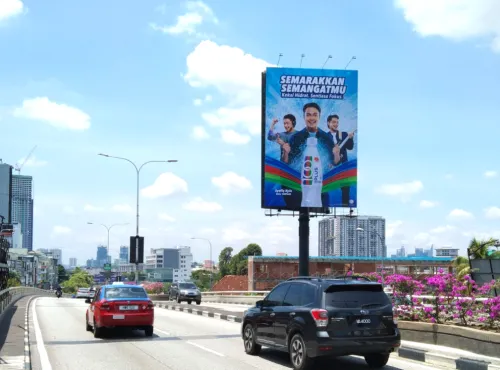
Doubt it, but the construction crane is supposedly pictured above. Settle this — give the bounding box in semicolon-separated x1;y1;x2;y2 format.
14;145;37;175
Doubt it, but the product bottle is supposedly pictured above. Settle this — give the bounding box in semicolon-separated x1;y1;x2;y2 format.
301;137;323;207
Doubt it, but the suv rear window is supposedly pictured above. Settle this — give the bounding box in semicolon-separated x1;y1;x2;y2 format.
325;284;391;309
179;283;197;289
104;286;148;299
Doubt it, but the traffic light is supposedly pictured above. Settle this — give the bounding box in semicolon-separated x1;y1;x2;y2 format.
129;236;144;264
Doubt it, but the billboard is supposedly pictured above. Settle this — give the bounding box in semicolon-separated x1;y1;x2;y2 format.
261;67;358;211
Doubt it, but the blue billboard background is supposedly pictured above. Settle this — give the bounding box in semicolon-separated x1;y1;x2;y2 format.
262;67;358;211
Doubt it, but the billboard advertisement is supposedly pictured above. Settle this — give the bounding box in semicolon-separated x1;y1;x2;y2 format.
261;67;358;211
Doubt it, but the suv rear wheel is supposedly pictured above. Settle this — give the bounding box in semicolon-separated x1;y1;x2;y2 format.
289;333;314;370
243;323;261;355
364;353;390;368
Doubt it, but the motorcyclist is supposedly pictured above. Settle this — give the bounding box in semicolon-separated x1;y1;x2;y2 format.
55;286;62;297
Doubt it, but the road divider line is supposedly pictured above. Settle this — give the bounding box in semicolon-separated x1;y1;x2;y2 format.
32;298;52;370
186;341;224;357
153;328;170;336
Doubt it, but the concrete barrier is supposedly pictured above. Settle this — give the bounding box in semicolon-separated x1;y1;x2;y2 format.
149;294;261;305
398;321;500;358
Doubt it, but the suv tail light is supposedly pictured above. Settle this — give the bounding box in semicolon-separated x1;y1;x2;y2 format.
310;309;328;328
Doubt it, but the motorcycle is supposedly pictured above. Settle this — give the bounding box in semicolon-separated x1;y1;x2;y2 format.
56;290;62;298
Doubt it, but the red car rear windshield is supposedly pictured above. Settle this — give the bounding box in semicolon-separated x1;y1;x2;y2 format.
104;286;147;299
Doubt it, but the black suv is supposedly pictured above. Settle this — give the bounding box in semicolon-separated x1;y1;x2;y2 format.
241;276;400;370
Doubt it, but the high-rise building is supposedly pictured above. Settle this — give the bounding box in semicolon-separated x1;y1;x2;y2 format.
11;175;34;251
69;258;77;267
146;246;193;282
37;248;63;265
119;245;129;262
0;163;13;223
318;215;386;257
96;245;108;267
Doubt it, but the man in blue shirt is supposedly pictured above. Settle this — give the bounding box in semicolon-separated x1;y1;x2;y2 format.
267;114;296;162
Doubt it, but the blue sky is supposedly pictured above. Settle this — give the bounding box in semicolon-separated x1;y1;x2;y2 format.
1;0;499;264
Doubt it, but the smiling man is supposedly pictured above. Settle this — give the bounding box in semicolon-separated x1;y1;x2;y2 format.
284;102;335;169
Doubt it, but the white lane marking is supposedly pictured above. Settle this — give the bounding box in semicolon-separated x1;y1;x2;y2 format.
186;341;225;357
154;328;171;336
32;297;53;370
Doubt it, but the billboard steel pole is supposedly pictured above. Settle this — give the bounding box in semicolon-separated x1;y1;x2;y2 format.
298;208;310;276
98;154;178;283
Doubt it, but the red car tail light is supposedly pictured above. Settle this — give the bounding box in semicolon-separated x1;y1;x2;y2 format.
310;308;329;328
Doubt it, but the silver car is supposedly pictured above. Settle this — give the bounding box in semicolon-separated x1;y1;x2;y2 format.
169;282;201;305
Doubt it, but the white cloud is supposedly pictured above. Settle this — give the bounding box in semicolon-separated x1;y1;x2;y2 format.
12;97;91;130
394;0;500;53
447;208;474;220
220;129;251;145
52;225;71;235
83;204;104;212
222;226;250;243
150;1;217;37
182;197;222;212
211;171;252;194
17;156;48;168
484;206;500;219
112;204;133;213
484;170;498;178
386;220;403;238
193;94;212;106
158;212;176;222
375;180;423;200
202;106;260;135
0;0;24;21
430;225;456;234
191;125;210;140
184;40;272;139
141;172;188;199
419;200;438;208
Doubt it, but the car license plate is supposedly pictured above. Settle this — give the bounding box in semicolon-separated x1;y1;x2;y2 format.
356;318;371;324
113;315;125;320
119;305;139;310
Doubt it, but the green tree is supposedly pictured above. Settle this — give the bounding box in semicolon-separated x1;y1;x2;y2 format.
191;270;221;291
218;247;233;277
7;270;21;287
57;265;69;283
229;243;262;275
62;268;94;293
468;238;499;259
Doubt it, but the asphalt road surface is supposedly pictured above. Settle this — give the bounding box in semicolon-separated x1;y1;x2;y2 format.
30;297;441;370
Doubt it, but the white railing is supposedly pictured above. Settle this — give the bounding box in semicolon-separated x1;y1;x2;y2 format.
0;286;53;316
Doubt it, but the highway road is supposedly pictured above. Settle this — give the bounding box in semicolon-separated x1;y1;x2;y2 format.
30;297;442;370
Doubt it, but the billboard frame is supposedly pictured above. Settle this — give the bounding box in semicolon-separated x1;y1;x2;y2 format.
260;68;358;215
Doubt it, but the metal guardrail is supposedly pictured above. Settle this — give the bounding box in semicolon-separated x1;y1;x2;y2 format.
201;291;493;302
0;287;53;316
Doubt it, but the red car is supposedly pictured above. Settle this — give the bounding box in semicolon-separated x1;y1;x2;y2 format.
85;284;154;338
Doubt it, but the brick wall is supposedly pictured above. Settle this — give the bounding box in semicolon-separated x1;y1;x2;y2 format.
211;275;248;291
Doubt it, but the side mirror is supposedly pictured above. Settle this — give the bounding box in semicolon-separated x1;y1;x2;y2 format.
85;298;91;304
256;300;263;308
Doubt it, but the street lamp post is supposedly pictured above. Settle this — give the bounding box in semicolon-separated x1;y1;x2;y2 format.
357;227;385;286
98;153;178;283
87;222;128;284
87;222;129;254
191;237;213;290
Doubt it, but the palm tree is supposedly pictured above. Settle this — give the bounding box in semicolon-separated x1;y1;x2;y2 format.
467;238;499;259
452;256;471;280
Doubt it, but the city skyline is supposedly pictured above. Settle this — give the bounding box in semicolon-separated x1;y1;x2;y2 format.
1;1;499;264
